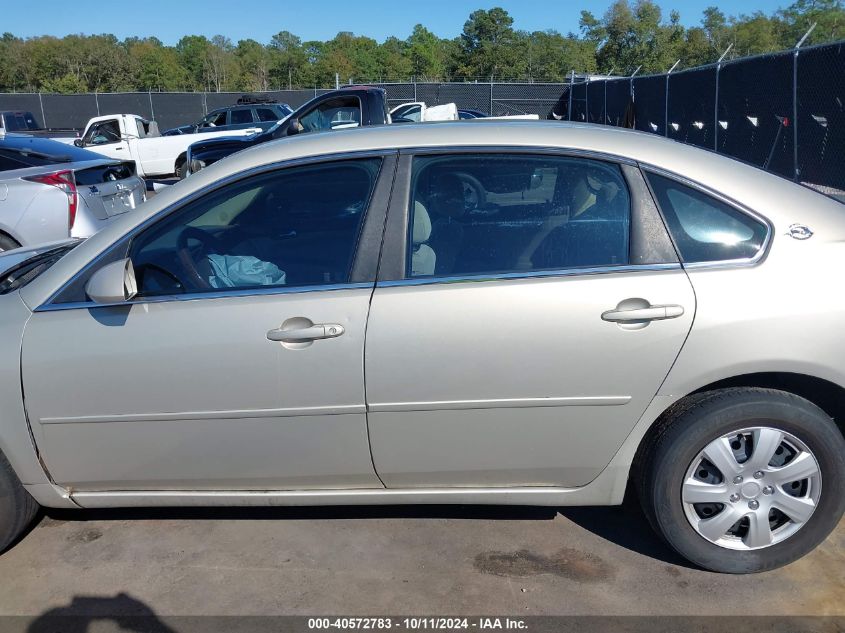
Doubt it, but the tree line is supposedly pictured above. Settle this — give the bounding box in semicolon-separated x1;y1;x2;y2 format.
0;0;842;94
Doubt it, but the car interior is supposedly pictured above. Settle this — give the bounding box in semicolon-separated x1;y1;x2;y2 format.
131;158;381;296
409;156;631;277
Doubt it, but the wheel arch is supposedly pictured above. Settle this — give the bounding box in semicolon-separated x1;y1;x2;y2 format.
630;371;845;487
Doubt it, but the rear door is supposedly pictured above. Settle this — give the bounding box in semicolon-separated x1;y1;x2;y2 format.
365;151;696;488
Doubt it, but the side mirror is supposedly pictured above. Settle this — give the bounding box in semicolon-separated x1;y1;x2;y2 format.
85;258;138;304
73;139;84;147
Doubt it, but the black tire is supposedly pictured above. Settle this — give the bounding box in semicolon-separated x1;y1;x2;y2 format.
0;233;21;252
640;387;845;573
176;158;188;180
0;450;40;554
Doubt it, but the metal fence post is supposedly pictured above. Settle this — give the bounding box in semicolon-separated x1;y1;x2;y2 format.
568;71;574;121
793;23;817;182
148;90;155;121
413;78;417;102
714;43;732;152
38;92;46;128
629;66;641;128
490;78;494;116
95;91;100;116
585;76;589;120
665;60;680;137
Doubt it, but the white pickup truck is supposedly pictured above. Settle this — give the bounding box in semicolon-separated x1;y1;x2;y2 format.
68;114;261;178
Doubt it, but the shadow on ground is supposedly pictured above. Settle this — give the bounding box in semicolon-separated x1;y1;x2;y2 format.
40;498;689;568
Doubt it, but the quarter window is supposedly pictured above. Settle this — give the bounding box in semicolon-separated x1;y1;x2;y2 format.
407;154;631;278
646;173;768;263
130;158;381;297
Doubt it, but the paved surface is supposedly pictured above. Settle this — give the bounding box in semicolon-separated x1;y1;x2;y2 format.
0;499;841;617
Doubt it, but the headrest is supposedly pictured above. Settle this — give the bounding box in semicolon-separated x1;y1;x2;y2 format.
147;120;160;137
413;200;432;244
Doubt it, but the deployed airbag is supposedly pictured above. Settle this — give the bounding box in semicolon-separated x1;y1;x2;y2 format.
206;254;286;288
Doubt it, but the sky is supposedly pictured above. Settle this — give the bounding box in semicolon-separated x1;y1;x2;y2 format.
3;0;789;44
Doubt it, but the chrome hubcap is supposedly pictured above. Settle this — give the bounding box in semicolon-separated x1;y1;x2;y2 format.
682;427;821;550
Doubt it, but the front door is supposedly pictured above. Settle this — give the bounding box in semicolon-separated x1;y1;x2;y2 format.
82;118;129;160
22;156;391;491
365;152;696;488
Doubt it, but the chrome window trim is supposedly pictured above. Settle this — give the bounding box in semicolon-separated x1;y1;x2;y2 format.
398;145;640;166
37;149;396;312
34;281;374;313
377;263;682;288
639;163;774;270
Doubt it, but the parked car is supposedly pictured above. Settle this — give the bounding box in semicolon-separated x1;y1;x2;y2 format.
1;121;844;574
185;86;390;176
0;132;145;250
458;109;490;119
0;111;79;140
390;101;459;122
161;101;292;136
72;114;262;179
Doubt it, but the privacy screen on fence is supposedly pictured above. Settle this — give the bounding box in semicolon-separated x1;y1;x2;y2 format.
0;39;842;192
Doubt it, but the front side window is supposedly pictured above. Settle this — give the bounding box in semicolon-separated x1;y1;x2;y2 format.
84;120;121;146
201;112;227;128
646;172;768;263
393;104;422;122
299;97;362;133
130;158;381;297
407;154;630;278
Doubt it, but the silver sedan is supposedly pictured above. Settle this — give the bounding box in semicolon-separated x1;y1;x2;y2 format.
0;121;843;574
0;133;146;250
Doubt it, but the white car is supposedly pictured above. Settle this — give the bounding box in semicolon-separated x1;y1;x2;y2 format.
0;132;145;250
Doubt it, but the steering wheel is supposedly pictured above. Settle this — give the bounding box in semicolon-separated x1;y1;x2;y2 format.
454;172;487;212
176;226;223;289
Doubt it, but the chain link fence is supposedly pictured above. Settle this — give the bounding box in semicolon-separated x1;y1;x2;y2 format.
584;40;844;192
0;83;568;134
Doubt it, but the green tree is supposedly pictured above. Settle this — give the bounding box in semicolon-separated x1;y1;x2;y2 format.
269;31;308;89
456;7;520;79
407;25;446;80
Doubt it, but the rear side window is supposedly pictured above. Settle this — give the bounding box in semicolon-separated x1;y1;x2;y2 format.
646;173;768;263
230;109;254;124
407;154;630;278
256;108;281;122
0;153;30;171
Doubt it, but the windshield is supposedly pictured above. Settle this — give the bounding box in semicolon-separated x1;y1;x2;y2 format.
2;112;39;131
0;242;80;294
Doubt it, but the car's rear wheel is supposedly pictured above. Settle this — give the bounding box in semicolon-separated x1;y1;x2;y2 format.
0;450;39;553
640;388;845;573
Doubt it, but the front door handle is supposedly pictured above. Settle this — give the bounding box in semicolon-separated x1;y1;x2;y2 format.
267;323;345;342
601;304;684;323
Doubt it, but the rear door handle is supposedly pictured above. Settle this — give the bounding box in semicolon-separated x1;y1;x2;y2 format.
266;323;345;342
601;304;684;323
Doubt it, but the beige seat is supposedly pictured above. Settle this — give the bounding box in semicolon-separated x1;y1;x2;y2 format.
411;200;436;276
